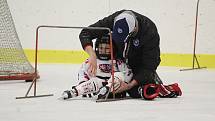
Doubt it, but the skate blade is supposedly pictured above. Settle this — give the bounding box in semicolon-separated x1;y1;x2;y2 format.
58;96;96;101
96;97;131;103
57;96;69;101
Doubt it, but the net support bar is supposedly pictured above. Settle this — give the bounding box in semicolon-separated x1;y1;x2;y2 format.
180;0;206;71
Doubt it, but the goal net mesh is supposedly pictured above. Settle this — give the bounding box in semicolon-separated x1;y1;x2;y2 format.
0;0;35;80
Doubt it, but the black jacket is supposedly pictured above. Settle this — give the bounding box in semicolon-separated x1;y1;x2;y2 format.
79;10;161;84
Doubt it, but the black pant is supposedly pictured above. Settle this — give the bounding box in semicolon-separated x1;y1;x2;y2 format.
127;86;141;98
127;71;163;98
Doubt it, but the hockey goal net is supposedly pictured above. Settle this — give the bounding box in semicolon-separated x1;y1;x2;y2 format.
0;0;37;81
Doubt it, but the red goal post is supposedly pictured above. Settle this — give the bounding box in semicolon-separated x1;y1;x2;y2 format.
16;25;116;99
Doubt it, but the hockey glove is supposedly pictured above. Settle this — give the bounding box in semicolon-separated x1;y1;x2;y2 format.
140;84;159;100
158;83;182;98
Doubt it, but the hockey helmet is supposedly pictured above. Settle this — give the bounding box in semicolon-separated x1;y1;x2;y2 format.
112;10;138;43
95;35;111;60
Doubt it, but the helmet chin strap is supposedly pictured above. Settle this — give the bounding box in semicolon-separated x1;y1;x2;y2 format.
123;42;128;58
123;39;131;64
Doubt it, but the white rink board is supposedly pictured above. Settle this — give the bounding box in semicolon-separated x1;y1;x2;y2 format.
7;0;215;54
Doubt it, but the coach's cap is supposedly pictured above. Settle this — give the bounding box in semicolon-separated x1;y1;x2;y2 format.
112;12;136;42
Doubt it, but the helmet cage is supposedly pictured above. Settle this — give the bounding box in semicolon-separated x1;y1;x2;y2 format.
95;36;111;60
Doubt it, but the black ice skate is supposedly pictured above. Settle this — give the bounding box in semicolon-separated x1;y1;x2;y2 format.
62;89;77;100
97;86;110;100
96;86;128;102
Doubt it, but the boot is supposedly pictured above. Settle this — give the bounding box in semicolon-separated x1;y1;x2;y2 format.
62;88;77;100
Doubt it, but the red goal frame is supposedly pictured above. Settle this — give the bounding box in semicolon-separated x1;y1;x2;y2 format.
16;25;116;99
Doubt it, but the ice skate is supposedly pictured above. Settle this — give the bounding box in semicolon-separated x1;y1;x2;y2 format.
62;89;77;100
97;86;110;100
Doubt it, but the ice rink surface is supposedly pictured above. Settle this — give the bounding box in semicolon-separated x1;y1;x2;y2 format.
0;64;215;121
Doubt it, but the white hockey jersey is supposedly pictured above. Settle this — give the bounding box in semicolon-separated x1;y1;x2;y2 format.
78;59;133;82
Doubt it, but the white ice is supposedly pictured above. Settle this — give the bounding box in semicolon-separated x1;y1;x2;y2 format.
0;64;215;121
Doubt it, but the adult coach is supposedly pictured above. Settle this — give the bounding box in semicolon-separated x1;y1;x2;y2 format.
79;10;181;100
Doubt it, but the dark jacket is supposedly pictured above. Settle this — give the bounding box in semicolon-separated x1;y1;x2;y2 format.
79;10;161;85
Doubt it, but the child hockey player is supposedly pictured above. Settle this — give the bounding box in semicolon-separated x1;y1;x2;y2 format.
62;35;133;99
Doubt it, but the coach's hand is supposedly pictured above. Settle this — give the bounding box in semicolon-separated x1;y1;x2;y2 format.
85;45;97;77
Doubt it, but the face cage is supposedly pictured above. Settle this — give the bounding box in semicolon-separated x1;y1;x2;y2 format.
95;42;111;60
